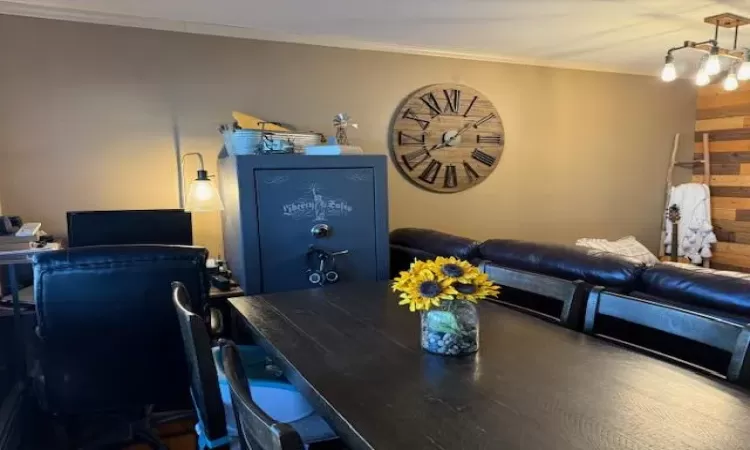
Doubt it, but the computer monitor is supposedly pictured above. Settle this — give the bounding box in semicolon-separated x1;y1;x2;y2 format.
66;209;193;248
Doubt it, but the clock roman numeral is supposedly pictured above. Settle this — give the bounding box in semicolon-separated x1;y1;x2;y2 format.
420;93;443;118
398;131;426;146
443;89;460;114
476;135;503;145
402;108;430;130
463;161;480;182
463;96;478;117
443;164;458;188
473;113;496;128
418;159;442;184
401;147;430;171
472;148;496;167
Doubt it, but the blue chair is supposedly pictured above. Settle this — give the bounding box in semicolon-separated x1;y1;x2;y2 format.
171;282;339;449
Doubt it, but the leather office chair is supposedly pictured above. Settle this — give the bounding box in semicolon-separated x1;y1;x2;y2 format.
172;282;339;449
32;245;209;449
222;341;304;450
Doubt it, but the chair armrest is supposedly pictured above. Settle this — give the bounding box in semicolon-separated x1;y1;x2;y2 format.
209;308;224;336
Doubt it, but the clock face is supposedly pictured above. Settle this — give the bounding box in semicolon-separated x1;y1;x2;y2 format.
390;84;504;193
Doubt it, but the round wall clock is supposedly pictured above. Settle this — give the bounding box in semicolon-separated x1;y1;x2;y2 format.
389;84;505;193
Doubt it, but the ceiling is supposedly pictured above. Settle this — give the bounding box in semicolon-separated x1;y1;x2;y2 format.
1;0;750;75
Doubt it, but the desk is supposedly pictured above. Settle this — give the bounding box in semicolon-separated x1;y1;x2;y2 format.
208;284;244;300
0;246;58;378
229;282;750;450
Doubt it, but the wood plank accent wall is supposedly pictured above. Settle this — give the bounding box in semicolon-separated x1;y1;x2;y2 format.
694;82;750;272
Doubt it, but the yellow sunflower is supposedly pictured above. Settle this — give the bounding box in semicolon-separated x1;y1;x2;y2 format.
397;267;457;312
433;256;480;284
453;272;500;303
392;259;434;292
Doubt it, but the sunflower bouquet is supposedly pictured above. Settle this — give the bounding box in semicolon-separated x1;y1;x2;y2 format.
392;256;499;312
393;257;500;356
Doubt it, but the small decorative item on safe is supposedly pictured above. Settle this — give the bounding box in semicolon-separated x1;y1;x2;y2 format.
333;113;358;146
392;257;500;356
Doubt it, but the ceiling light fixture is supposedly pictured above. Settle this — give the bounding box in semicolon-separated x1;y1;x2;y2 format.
705;46;722;75
724;66;740;91
738;50;750;81
660;13;750;91
696;70;711;87
661;54;677;82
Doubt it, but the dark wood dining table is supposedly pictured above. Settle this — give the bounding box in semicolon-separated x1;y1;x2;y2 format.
229;282;750;450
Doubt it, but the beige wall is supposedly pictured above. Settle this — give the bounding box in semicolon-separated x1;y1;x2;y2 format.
0;14;696;255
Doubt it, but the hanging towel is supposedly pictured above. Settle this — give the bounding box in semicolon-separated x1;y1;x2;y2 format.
664;183;717;264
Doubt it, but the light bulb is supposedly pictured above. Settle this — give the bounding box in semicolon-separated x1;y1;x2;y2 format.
661;62;677;82
192;180;215;201
186;178;224;212
724;73;739;91
705;53;721;76
695;70;711;86
739;61;750;81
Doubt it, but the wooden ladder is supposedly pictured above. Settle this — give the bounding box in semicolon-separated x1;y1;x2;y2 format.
658;133;711;266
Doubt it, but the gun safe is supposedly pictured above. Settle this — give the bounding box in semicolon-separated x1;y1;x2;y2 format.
218;154;389;294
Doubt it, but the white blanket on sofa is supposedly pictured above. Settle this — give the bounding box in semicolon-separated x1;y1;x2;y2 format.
664;183;717;264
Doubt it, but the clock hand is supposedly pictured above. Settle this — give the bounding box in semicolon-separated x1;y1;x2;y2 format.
441;121;477;147
431;120;483;152
454;122;474;137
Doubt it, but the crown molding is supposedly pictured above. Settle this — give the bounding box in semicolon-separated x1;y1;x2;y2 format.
0;1;651;76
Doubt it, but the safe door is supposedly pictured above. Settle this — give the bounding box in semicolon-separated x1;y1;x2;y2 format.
254;168;378;293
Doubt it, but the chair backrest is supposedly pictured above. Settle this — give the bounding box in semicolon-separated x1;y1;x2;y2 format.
172;281;228;446
32;245;209;414
221;341;304;450
480;261;588;330
584;286;750;384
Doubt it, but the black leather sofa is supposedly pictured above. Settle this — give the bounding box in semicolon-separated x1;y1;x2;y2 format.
390;228;645;329
390;228;750;383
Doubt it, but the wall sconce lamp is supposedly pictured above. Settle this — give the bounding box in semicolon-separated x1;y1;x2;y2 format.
180;153;224;212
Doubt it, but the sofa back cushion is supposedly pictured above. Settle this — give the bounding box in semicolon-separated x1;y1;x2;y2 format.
479;239;644;289
389;228;480;261
641;264;750;317
390;244;438;278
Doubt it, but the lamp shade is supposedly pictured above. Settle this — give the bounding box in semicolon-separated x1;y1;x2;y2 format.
185;172;224;212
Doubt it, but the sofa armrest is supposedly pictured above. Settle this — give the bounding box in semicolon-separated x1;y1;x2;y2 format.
389;228;480;260
390;244;436;278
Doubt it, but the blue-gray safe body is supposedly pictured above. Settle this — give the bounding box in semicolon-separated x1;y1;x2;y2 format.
218;154;390;294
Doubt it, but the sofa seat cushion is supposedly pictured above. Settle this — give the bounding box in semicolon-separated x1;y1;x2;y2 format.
479;239;644;289
389;228;480;261
640;264;750;318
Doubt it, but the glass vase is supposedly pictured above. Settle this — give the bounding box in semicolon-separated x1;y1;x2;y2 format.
420;300;479;356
